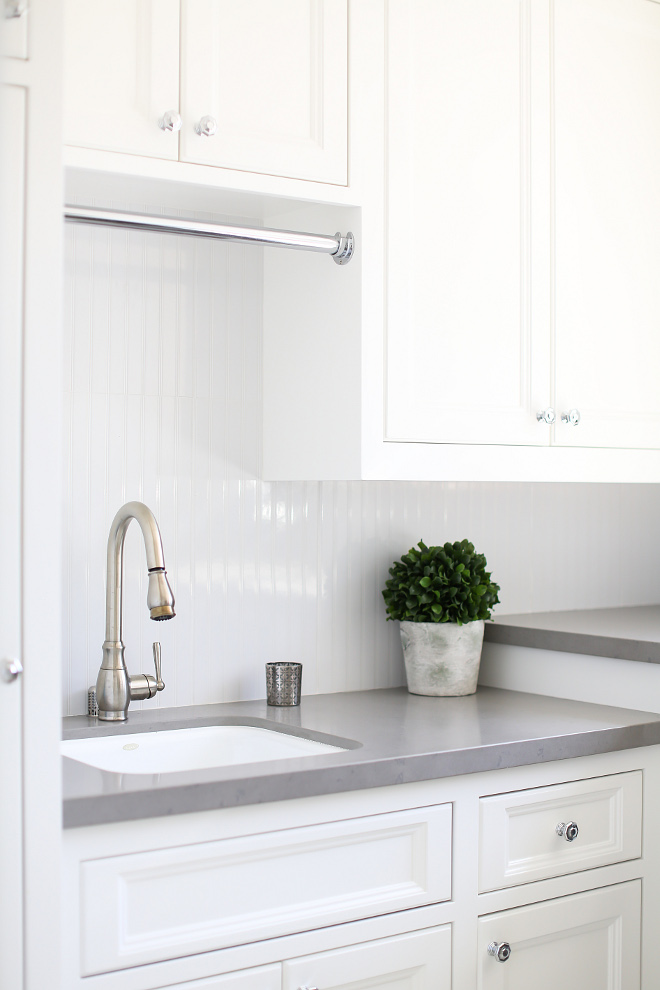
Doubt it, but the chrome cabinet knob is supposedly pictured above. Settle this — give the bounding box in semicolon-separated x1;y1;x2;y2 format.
487;941;512;962
556;820;579;841
536;407;556;425
195;115;218;137
158;110;182;132
561;408;581;426
2;658;23;682
5;0;27;18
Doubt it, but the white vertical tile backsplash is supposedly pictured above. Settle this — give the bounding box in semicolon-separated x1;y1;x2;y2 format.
62;223;660;714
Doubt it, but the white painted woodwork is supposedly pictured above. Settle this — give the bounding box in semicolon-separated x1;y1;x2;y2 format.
384;0;549;447
477;880;641;989
479;771;642;892
1;3;64;989
180;0;347;184
552;0;660;450
283;926;451;990
63;0;180;159
78;804;452;974
0;79;26;990
62;747;660;990
166;965;281;990
1;1;28;58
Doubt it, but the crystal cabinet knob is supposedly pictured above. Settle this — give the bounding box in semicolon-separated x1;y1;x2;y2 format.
556;820;579;841
561;408;581;426
487;941;512;963
536;408;556;425
195;115;217;137
1;658;23;682
158;110;182;132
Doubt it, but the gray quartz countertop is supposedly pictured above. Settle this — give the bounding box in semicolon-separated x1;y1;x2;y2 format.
62;686;660;828
485;605;660;662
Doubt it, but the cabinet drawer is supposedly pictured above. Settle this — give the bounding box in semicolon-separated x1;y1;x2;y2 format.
284;926;451;990
78;804;452;975
479;771;642;892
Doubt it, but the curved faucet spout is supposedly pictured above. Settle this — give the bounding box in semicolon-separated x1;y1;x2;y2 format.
96;501;175;721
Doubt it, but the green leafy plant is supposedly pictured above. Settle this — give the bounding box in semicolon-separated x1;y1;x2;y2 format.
382;539;500;625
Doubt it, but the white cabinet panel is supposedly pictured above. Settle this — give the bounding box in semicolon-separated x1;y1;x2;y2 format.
180;0;347;184
78;804;451;975
385;0;550;447
1;1;28;58
478;880;641;989
166;964;281;990
63;0;180;158
552;0;660;450
479;771;642;892
283;926;451;990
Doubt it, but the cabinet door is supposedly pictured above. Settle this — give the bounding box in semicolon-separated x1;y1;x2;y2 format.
478;880;640;989
63;0;180;158
552;0;660;449
384;0;551;447
284;926;451;990
180;0;347;184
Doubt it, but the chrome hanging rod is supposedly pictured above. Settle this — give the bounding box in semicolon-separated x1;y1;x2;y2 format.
64;205;354;265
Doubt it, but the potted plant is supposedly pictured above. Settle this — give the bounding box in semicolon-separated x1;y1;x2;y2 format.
382;539;500;697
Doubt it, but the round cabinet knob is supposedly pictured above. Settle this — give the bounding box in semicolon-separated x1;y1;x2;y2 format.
195;115;218;137
158;110;182;132
556;820;579;841
487;941;512;963
2;658;23;683
561;408;581;427
536;407;556;425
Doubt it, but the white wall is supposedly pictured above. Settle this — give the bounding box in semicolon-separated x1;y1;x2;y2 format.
62;223;660;715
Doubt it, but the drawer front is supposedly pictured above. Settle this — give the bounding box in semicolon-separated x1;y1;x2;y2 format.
479;770;642;892
284;926;451;990
171;964;281;990
79;804;452;975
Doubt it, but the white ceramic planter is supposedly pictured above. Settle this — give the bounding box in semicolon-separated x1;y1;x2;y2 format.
399;619;485;697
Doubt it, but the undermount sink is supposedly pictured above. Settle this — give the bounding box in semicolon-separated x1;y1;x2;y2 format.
61;724;348;774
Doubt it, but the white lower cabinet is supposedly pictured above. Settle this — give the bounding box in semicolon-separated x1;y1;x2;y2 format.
62;749;660;990
478;881;641;989
283;927;451;990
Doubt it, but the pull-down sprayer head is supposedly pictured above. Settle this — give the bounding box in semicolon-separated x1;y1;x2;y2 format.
147;568;176;620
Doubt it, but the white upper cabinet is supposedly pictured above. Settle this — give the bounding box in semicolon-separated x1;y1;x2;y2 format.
63;0;181;159
385;0;549;447
62;0;347;186
552;0;660;450
180;0;347;184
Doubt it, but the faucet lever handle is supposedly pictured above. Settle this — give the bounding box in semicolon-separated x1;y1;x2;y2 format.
153;642;165;692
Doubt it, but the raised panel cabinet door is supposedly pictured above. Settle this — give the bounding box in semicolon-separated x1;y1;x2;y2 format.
384;0;551;447
478;880;641;989
63;0;180;158
180;0;347;184
552;0;660;449
283;926;451;990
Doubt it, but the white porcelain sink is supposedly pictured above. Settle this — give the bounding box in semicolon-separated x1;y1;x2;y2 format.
61;725;347;774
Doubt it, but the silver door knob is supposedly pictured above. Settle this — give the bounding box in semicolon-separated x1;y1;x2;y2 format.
2;658;23;682
195;115;217;137
487;941;512;962
561;408;581;426
158;110;182;132
536;407;556;425
556;820;579;841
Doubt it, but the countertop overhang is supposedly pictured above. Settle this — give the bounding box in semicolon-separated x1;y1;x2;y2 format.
62;686;660;828
485;605;660;662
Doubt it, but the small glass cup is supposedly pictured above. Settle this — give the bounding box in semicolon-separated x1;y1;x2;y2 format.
266;662;302;706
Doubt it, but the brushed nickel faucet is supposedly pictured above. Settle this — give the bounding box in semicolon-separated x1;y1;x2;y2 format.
95;501;175;721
